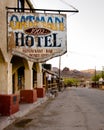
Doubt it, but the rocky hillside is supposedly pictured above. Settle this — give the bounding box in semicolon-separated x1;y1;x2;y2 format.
52;67;99;80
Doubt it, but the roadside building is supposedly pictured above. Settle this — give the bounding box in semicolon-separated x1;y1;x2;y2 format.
0;0;45;116
0;0;67;116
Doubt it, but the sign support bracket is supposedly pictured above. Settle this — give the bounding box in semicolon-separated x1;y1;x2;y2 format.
6;7;79;13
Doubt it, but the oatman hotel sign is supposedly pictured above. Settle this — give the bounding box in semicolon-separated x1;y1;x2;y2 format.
7;12;67;62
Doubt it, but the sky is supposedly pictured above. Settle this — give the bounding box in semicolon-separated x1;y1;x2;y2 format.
31;0;104;70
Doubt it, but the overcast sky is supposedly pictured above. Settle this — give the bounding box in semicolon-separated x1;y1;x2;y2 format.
31;0;104;70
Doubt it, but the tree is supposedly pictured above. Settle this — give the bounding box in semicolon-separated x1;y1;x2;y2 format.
64;78;79;87
92;74;100;82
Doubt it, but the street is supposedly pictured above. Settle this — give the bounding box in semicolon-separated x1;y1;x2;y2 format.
4;87;104;130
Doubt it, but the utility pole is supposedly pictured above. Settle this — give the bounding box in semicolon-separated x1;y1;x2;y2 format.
95;66;96;87
58;56;61;91
102;66;104;78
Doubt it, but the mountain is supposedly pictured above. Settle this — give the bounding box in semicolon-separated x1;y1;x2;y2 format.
52;67;97;80
81;69;95;74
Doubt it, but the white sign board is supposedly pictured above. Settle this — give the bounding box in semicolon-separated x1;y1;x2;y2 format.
8;12;67;62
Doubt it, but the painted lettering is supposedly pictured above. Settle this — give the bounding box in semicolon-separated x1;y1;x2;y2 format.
10;15;63;23
15;32;61;48
15;32;34;47
46;49;53;53
41;54;48;57
9;14;65;31
15;32;24;46
25;36;34;47
22;49;43;53
29;54;40;57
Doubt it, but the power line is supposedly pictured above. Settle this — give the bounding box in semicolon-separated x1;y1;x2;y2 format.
60;0;79;15
66;50;96;58
60;0;78;10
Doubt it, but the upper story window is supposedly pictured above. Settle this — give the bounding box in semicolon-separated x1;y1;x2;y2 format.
18;0;25;12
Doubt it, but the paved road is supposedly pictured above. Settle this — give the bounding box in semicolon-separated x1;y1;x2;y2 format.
4;87;104;130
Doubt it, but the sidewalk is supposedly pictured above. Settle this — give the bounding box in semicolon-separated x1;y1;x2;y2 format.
0;96;48;130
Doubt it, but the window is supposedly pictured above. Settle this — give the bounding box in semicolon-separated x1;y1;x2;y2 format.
17;67;24;90
18;0;24;12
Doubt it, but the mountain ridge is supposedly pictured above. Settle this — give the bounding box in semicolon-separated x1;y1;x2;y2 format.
52;67;101;80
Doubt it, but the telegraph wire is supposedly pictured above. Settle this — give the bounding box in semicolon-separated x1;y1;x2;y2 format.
65;50;96;58
60;0;78;11
60;0;79;16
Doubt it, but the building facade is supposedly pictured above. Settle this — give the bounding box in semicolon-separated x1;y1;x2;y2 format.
0;0;45;99
0;0;67;116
